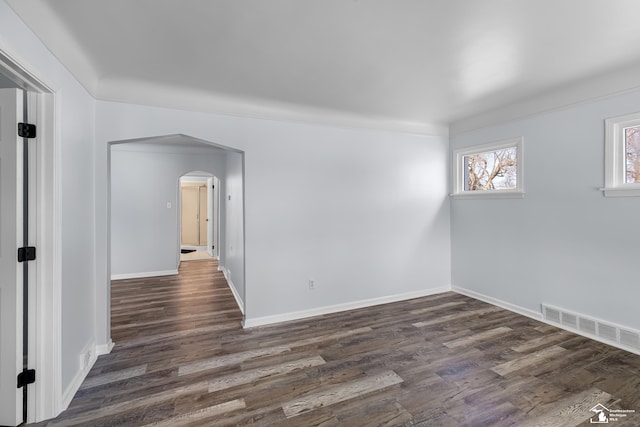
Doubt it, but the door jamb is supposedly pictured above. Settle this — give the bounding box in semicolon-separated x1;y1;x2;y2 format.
0;45;61;423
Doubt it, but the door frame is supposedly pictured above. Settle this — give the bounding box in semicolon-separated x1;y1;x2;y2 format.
178;173;217;257
0;45;61;422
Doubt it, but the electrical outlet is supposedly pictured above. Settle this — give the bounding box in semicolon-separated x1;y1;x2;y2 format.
308;279;315;290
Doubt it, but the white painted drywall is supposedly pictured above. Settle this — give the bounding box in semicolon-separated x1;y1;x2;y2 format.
0;0;97;397
450;88;640;330
0;71;18;87
223;150;245;304
95;101;451;326
110;143;226;276
242;119;451;319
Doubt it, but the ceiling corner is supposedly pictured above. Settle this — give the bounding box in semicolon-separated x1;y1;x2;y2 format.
6;0;100;96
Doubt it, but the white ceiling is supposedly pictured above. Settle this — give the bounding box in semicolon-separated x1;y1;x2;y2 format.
8;0;640;134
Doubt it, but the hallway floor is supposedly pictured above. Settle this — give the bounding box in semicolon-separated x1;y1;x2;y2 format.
180;249;213;261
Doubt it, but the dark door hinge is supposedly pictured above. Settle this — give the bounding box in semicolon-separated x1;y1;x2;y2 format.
18;247;36;262
18;123;36;139
17;369;36;388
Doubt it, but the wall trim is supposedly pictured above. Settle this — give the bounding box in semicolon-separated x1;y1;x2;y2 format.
243;286;451;328
95;339;114;356
0;37;61;423
110;269;178;281
60;341;97;411
452;285;543;321
219;265;244;314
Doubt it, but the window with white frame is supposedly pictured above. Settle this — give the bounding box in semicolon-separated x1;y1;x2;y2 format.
452;137;524;198
603;112;640;197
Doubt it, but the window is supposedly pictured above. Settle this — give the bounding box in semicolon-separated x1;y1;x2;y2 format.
604;112;640;197
452;137;524;199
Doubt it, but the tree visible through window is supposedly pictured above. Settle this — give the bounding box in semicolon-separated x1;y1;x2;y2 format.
452;137;524;198
464;147;517;191
626;126;640;183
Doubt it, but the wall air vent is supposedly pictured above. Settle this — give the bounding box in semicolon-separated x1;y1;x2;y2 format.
542;304;640;356
543;306;561;324
597;323;618;342
578;317;597;335
561;312;578;329
619;329;640;349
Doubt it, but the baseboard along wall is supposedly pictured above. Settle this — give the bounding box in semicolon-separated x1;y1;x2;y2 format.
110;269;178;281
242;286;452;328
219;265;245;314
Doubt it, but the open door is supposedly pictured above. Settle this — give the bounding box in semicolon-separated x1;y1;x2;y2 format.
181;186;199;246
0;88;24;426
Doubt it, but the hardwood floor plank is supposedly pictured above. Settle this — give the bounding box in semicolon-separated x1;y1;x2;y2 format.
443;326;512;348
208;355;326;393
178;345;291;376
79;364;147;390
409;301;467;314
141;398;246;427
282;370;404;418
412;306;502;328
491;345;567;376
511;330;573;353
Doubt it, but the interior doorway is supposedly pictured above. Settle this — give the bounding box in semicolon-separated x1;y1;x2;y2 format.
0;52;58;424
179;172;220;262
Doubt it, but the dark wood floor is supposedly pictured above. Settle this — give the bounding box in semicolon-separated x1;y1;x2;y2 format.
33;259;640;426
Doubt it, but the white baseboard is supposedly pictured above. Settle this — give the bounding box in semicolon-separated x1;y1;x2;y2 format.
219;265;244;314
452;285;543;321
243;286;451;328
111;269;178;280
60;341;98;411
95;339;114;356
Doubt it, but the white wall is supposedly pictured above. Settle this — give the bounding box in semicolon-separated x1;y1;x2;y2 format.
450;88;640;331
95;101;451;327
110;144;226;277
0;0;96;398
222;150;245;305
242;119;451;321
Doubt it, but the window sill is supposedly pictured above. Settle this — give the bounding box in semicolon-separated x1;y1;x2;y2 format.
600;187;640;197
450;191;525;200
